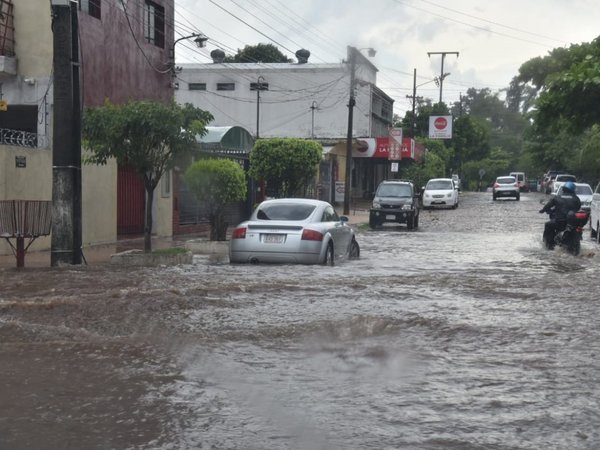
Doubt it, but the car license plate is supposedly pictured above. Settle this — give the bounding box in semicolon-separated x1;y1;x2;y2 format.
263;234;285;244
386;214;396;220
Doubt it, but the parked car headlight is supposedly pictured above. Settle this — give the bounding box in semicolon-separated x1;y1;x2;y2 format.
401;204;412;211
424;193;430;198
372;201;381;208
446;193;453;197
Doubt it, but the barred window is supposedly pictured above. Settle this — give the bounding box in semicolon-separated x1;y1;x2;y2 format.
144;1;165;48
188;83;206;91
79;0;101;19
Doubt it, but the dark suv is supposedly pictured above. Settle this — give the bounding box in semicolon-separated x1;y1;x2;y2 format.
369;180;420;229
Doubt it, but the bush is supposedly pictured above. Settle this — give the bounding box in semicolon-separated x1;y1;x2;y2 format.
184;159;247;240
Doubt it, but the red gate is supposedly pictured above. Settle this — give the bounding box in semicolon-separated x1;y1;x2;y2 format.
117;166;145;235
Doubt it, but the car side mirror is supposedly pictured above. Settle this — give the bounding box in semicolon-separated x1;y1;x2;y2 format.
340;216;349;223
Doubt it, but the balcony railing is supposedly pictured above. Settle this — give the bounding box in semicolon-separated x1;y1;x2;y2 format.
0;128;48;148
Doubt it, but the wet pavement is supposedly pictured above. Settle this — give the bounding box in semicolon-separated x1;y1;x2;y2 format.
1;191;599;449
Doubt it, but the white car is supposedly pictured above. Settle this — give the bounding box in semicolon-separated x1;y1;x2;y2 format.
229;198;360;265
422;178;459;209
554;182;592;211
590;182;600;243
552;174;577;194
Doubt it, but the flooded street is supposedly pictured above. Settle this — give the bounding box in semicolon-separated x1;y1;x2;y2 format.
1;191;599;450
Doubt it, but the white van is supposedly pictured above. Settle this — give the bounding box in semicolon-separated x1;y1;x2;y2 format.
509;172;528;192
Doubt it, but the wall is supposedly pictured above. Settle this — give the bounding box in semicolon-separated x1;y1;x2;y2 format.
176;63;374;139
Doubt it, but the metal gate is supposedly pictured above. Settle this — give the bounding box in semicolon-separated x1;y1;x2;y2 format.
117;166;145;235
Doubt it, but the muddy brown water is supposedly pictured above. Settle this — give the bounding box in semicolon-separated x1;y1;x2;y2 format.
1;192;599;449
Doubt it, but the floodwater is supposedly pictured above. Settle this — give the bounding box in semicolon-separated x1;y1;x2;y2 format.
1;192;599;450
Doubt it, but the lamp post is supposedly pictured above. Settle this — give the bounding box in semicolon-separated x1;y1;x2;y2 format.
310;101;318;139
343;46;376;215
253;76;268;139
169;32;208;75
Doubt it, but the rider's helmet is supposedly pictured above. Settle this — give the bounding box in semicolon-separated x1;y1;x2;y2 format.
563;181;576;193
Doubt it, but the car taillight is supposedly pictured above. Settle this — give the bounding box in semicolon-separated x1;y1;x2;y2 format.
301;229;324;241
232;227;246;239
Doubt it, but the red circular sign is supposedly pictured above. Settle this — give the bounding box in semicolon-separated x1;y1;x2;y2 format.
434;117;448;130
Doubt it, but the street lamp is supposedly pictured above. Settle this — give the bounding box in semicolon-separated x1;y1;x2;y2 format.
343;46;376;215
169;32;208;74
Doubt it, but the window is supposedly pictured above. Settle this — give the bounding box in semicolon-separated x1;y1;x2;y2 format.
144;1;165;48
79;0;101;20
0;105;39;148
217;83;235;91
188;83;206;91
250;82;269;91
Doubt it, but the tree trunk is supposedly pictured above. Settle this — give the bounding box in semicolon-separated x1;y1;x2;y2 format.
210;212;228;241
144;186;154;253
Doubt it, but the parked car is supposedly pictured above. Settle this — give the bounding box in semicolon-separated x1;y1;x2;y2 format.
509;171;528;192
451;174;461;191
229;198;360;265
590;182;600;242
492;176;520;201
369;180;420;229
543;170;562;194
552;174;577;194
554;182;593;211
422;178;459;209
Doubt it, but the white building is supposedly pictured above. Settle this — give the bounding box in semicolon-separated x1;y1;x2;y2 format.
175;49;395;201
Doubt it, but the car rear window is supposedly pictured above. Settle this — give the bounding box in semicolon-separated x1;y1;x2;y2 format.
556;175;576;182
256;203;316;221
566;185;593;195
376;184;412;197
427;180;453;190
497;177;516;184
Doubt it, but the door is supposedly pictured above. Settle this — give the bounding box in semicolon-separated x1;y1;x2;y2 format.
117;166;145;235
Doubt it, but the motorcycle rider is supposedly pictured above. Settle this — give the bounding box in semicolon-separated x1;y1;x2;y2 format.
539;181;581;249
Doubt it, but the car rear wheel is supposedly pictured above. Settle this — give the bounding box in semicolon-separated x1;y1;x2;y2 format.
407;214;415;230
592;224;597;240
349;239;360;259
516;194;520;201
322;242;334;266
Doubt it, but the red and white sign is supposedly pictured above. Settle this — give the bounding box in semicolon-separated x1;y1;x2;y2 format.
352;137;418;160
388;128;403;160
429;115;453;139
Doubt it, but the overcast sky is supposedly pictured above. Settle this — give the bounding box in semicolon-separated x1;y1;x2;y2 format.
173;0;600;116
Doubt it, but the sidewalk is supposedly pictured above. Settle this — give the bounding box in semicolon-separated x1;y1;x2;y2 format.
0;203;371;269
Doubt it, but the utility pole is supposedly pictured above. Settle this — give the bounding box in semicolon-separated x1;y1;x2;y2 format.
427;51;459;103
405;68;423;138
252;76;267;139
310;101;318;139
51;0;82;266
343;46;357;216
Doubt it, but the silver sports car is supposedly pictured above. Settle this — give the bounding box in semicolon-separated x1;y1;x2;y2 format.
229;198;360;264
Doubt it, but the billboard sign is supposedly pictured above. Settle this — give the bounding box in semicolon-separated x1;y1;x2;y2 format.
429;115;453;139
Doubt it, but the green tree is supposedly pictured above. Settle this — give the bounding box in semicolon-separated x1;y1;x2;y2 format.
249;138;322;198
450;115;491;172
400;152;446;191
223;43;292;63
515;36;600;174
184;159;247;241
462;147;511;190
83;100;213;252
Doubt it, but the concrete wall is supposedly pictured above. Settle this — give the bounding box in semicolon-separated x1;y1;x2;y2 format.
176;63;376;139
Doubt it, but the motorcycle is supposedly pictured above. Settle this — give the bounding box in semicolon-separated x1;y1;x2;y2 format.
543;210;589;255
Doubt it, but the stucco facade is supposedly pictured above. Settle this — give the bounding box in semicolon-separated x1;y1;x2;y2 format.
0;0;175;257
